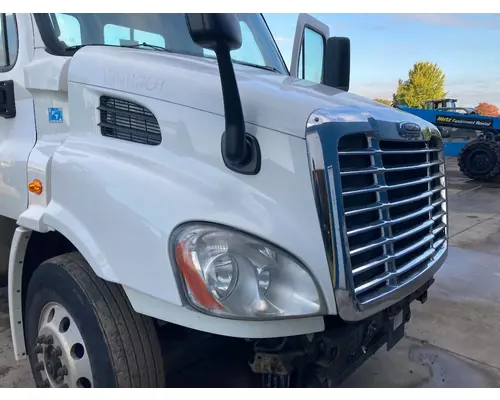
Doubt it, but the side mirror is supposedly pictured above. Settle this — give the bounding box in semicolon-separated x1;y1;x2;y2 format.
185;13;261;175
323;37;350;92
186;14;242;52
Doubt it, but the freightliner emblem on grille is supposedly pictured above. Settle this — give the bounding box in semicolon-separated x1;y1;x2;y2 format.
398;122;423;140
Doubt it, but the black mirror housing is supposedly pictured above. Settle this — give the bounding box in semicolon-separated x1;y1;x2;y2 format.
185;14;242;52
185;13;261;175
323;37;350;92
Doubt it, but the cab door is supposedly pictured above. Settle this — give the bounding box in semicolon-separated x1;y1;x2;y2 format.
0;13;37;219
290;13;329;84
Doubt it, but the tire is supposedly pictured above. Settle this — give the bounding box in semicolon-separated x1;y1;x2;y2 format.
458;139;500;182
24;252;165;388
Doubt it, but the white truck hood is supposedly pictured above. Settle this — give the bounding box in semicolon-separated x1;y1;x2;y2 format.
68;47;419;138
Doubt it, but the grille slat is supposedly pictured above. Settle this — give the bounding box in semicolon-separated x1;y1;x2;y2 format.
350;237;390;256
351;233;436;277
352;255;389;276
432;210;446;220
355;272;391;295
395;248;436;276
354;247;439;299
347;204;434;237
340;160;443;176
393;233;435;258
349;219;435;256
338;133;446;304
432;223;446;235
338;148;440;156
433;238;446;249
342;173;444;196
391;205;434;224
344;189;434;217
347;220;387;237
98;96;161;146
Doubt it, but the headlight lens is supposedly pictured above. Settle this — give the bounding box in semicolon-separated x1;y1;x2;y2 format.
172;223;324;319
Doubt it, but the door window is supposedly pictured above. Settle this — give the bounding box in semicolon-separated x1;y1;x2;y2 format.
0;13;18;70
297;27;324;83
289;14;329;82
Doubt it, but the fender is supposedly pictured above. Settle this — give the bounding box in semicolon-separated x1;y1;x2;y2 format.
9;222;326;354
43;200;328;339
42;201;120;283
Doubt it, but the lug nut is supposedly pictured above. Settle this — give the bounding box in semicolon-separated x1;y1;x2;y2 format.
35;361;45;371
57;366;68;376
53;346;62;357
35;345;43;354
36;334;46;344
44;335;53;345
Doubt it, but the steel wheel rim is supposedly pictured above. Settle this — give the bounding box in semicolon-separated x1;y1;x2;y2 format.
35;302;93;388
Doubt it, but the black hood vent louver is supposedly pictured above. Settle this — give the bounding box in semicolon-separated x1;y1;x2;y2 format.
98;96;161;145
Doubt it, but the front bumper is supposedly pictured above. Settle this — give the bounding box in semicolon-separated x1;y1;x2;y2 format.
249;276;434;387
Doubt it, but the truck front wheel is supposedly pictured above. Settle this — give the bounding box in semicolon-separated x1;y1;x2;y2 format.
24;252;165;388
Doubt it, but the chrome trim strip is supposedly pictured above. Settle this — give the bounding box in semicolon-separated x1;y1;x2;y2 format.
328;165;346;287
306;131;335;276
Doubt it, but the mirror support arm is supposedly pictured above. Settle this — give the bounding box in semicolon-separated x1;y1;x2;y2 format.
215;46;261;175
186;13;261;175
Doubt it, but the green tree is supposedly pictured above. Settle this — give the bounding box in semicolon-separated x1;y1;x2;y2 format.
393;61;446;108
373;98;392;106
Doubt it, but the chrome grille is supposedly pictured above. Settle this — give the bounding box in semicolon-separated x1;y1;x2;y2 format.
338;133;446;305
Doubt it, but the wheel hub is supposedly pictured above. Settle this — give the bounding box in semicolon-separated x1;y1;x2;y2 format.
468;150;493;174
35;302;93;388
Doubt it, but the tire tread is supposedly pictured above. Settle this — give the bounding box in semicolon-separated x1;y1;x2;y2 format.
29;252;165;388
458;139;500;181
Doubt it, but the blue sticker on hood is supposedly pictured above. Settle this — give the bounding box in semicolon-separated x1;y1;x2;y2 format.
48;107;63;123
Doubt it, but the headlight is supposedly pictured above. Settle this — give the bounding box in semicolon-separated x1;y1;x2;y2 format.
171;223;324;319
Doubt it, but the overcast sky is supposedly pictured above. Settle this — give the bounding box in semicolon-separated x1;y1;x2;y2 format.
264;13;500;108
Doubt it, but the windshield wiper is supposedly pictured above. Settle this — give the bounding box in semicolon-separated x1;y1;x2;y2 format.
64;42;171;52
65;44;91;51
255;65;282;73
120;42;171;52
65;43;121;51
232;60;282;74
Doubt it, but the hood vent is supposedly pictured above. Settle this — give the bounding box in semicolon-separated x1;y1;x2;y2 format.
98;96;161;145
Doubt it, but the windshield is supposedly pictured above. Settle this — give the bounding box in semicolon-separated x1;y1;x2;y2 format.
39;13;288;75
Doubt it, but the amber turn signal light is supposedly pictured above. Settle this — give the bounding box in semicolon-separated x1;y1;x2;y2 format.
28;179;43;195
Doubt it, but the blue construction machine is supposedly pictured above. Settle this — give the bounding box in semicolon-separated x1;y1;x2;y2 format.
397;98;500;181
